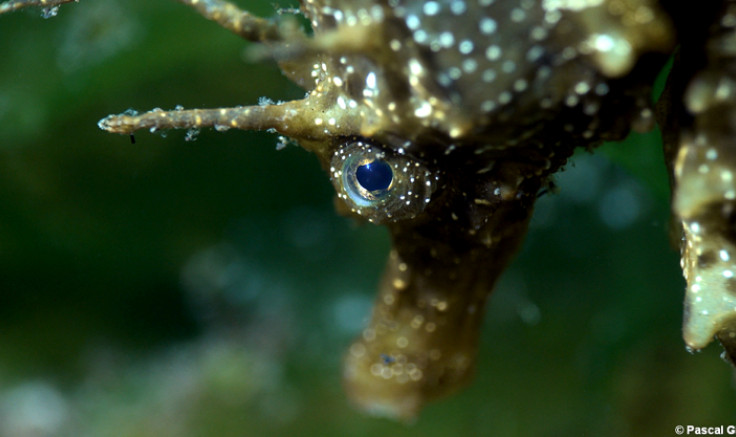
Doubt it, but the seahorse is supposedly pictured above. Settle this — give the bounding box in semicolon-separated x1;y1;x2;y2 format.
3;0;735;420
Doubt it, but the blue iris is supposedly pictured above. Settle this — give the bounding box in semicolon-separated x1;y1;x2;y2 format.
355;160;393;192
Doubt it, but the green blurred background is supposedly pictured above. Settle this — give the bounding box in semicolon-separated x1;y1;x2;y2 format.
0;1;734;435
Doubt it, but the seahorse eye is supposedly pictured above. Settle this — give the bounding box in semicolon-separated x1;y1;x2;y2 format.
355;159;393;193
342;153;393;207
341;146;394;207
331;139;437;223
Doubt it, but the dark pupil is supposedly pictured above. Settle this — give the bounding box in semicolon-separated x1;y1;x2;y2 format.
355;159;393;192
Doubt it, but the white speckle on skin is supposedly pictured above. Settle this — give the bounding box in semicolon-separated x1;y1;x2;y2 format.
481;100;497;112
366;72;377;89
439;31;455;48
462;59;478;73
502;60;516;73
511;8;526;22
574;81;591;95
423;1;440;16
415;101;432;117
485;45;502;61
459;40;474;54
406;14;420;30
450;0;467;15
527;45;545;62
409;59;423;76
479;17;497;35
592;34;615;52
482;69;497;83
413;29;429;43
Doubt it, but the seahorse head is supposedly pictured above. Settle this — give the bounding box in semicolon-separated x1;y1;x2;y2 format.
97;0;674;419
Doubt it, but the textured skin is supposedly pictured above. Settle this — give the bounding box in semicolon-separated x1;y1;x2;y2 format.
658;1;736;359
3;0;736;420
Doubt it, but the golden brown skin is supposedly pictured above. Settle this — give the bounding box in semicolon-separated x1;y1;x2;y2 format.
3;0;735;420
657;1;736;361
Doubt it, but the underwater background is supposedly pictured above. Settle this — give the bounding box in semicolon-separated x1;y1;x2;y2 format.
0;0;734;435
